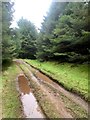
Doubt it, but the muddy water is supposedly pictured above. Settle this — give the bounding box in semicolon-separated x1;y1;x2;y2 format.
18;74;45;118
30;67;53;84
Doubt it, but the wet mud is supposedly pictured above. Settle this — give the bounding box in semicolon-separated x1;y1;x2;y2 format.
18;74;45;118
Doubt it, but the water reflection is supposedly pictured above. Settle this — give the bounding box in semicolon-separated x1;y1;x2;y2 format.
18;74;44;118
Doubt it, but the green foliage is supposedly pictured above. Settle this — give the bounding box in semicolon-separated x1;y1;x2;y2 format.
2;2;15;62
11;28;21;57
2;1;89;63
36;2;89;62
36;2;68;61
52;2;89;54
17;18;38;59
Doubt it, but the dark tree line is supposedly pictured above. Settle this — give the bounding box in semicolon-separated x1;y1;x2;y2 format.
36;2;89;62
16;18;38;59
2;1;90;63
2;1;15;63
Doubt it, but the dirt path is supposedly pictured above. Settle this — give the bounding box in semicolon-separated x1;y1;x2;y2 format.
15;59;88;118
24;60;88;111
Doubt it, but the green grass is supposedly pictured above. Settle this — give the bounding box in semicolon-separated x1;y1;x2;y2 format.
2;63;23;118
0;75;2;88
24;59;88;101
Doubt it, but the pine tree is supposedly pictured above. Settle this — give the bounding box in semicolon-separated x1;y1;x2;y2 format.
2;1;15;63
17;18;38;59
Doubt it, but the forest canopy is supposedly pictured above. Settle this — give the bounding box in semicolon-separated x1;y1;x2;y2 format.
2;1;89;63
2;1;15;63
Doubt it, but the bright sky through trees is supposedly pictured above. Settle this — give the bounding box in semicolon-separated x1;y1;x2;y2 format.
11;0;52;29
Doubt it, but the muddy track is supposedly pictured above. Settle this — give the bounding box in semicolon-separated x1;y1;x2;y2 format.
15;59;88;118
16;74;45;118
23;60;88;111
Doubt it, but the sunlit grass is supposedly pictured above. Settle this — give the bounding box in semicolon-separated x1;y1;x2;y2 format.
25;59;88;101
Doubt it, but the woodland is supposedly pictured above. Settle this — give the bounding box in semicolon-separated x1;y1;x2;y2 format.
2;1;89;64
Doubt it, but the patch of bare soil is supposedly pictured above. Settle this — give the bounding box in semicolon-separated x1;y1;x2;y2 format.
41;84;73;118
41;82;88;118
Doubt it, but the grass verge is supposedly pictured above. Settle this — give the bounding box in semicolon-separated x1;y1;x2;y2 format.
24;59;88;101
2;63;23;118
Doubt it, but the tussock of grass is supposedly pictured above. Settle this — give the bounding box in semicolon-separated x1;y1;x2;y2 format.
25;59;88;101
2;63;22;118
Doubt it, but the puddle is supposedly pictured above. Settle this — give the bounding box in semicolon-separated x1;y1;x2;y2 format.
24;62;53;84
30;67;53;84
18;74;45;118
